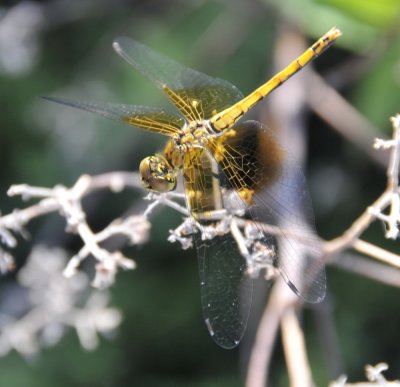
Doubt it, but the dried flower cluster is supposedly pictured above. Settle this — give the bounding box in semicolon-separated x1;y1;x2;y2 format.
0;245;121;357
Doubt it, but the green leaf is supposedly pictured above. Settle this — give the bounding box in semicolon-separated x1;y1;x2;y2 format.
266;0;382;52
316;0;400;29
352;34;400;130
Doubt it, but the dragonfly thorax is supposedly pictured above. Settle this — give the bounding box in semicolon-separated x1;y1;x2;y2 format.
138;117;214;192
175;120;214;149
141;119;217;193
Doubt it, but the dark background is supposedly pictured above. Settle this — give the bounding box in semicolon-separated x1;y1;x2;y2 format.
0;0;400;385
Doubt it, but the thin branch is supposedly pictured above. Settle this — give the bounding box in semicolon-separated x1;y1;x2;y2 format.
324;192;391;256
353;239;400;269
245;279;296;387
330;363;400;386
324;115;400;260
281;307;314;387
333;252;400;288
4;172;148;288
306;70;388;168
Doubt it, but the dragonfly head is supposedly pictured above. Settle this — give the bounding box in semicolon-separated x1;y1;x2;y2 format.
139;155;177;192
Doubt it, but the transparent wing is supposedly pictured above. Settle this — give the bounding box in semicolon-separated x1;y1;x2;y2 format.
207;120;325;303
43;96;183;136
113;37;244;120
182;147;253;349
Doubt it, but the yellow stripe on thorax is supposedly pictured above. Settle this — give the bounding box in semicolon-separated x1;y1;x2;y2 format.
210;27;342;131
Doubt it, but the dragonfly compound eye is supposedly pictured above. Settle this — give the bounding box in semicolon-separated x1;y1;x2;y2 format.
139;155;177;192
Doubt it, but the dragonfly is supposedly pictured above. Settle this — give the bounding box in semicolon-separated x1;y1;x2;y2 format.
44;27;341;348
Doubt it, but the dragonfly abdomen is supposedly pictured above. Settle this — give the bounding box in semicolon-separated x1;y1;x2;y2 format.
210;27;341;132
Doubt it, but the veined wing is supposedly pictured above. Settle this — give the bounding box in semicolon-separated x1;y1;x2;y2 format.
182;146;253;349
43;96;183;136
113;37;244;121
207;121;325;303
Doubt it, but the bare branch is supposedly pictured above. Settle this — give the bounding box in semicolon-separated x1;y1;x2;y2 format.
245;279;296;387
333;252;400;288
281;307;314;387
2;172;148;288
330;363;400;386
324;115;400;263
307;71;388;168
353;240;400;269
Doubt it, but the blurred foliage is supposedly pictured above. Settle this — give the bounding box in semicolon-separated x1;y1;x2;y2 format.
317;0;400;29
352;32;400;129
0;0;400;386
